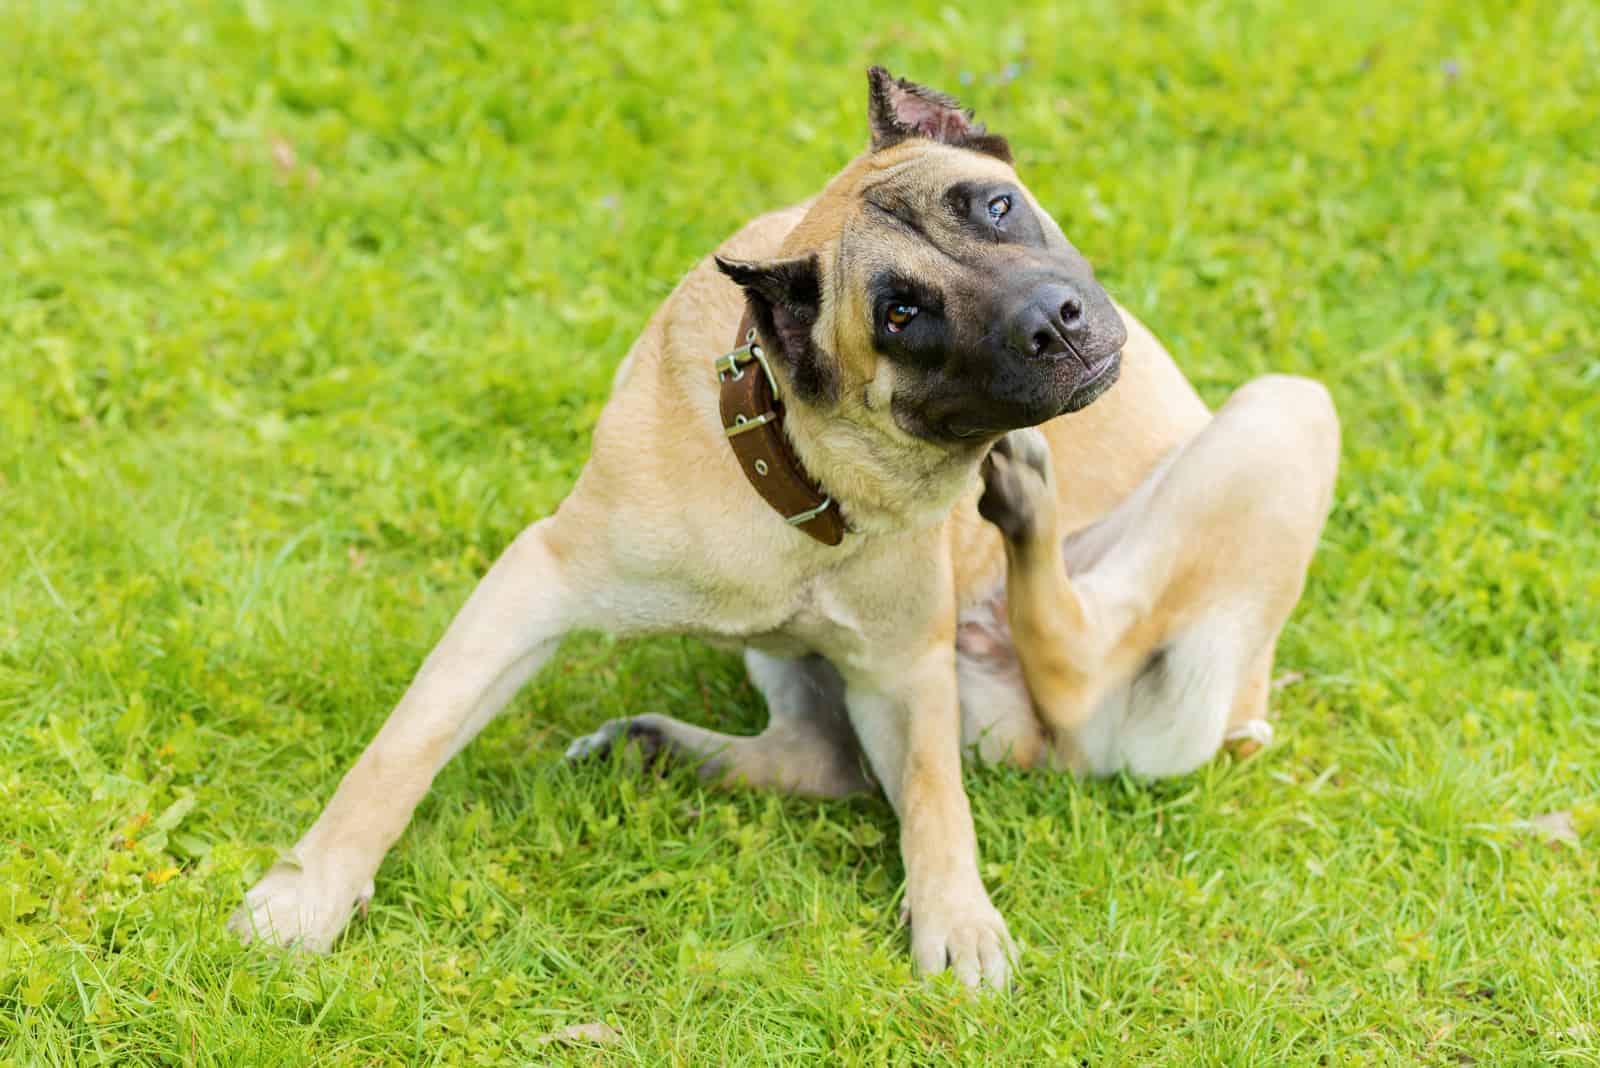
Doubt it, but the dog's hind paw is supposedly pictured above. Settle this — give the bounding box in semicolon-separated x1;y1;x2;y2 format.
996;425;1052;480
564;718;667;764
979;428;1054;543
1224;718;1275;758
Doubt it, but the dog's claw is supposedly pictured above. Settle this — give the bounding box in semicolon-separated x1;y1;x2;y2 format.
908;887;1017;993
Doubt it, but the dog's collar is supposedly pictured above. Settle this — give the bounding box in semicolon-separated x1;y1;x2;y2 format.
716;312;847;546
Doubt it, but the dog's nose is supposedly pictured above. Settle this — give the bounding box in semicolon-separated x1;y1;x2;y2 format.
1008;283;1092;361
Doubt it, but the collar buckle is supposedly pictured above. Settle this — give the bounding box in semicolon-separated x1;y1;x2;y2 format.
714;328;781;401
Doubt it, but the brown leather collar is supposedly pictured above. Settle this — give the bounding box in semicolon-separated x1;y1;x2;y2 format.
717;311;847;546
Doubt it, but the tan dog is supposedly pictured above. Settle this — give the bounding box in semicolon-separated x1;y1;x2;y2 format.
230;69;1338;991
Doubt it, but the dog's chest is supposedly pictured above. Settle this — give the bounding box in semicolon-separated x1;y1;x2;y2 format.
695;578;870;662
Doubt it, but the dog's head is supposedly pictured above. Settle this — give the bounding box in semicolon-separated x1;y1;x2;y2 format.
717;67;1127;448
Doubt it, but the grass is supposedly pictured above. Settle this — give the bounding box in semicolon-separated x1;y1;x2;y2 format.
2;0;1598;1063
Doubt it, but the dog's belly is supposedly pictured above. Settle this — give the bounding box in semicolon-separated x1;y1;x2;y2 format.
702;631;815;660
953;576;1043;764
952;551;1241;778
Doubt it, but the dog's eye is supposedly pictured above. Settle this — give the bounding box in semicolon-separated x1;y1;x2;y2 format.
987;195;1012;223
885;303;919;332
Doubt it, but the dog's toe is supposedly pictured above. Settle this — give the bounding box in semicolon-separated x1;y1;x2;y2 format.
564;718;667;764
229;855;372;953
998;426;1051;479
564;720;625;763
1224;718;1275;757
979;431;1054;543
910;893;1017;993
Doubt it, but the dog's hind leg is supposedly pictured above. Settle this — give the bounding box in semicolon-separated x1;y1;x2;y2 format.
229;515;597;952
976;428;1110;756
565;650;875;798
981;376;1339;775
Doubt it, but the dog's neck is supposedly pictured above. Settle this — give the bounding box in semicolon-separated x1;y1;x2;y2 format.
779;372;990;540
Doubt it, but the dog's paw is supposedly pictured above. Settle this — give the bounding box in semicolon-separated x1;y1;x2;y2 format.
1224;718;1275;758
979;428;1054;543
996;425;1053;480
909;887;1018;992
564;717;667;765
228;853;373;953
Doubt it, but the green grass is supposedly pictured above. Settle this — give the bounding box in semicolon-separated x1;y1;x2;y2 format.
3;0;1598;1063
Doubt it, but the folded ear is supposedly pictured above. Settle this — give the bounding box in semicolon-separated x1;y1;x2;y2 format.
715;254;836;404
866;66;1012;162
715;254;820;318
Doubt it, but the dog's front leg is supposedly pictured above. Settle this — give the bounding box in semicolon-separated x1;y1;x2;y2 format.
846;636;1017;991
229;516;588;952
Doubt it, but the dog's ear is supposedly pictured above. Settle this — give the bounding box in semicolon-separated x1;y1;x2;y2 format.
715;253;836;404
866;66;1012;162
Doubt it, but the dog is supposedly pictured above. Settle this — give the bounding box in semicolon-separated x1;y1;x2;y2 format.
230;68;1338;991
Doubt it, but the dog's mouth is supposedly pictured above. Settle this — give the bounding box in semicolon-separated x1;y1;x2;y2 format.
1075;348;1120;390
943;347;1123;439
947;422;1002;440
1054;346;1122;417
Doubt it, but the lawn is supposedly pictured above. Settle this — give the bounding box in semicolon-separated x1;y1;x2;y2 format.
2;0;1598;1063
